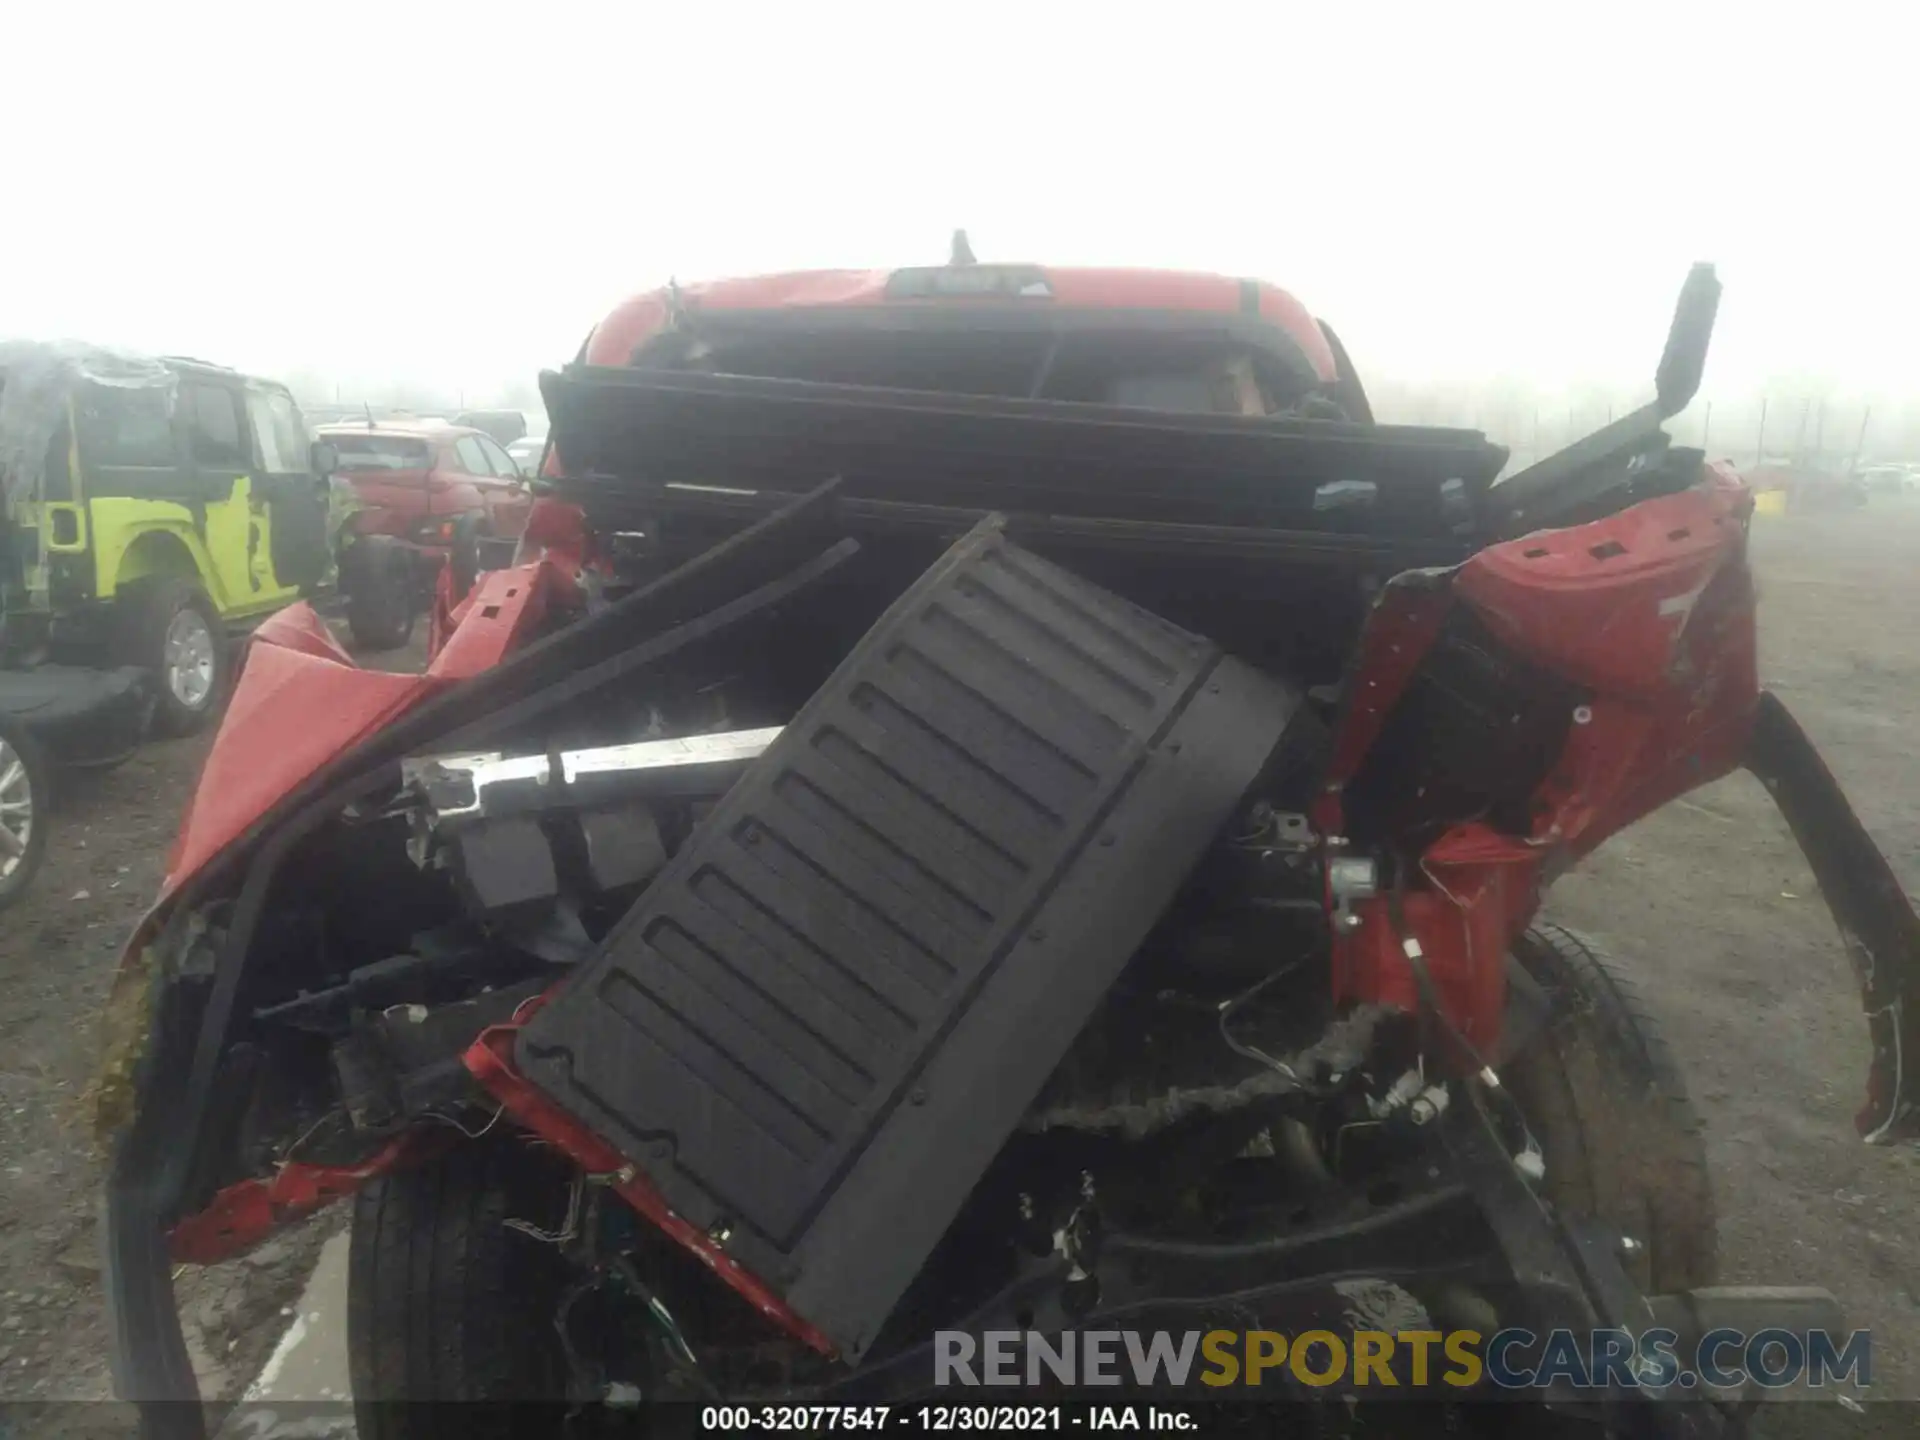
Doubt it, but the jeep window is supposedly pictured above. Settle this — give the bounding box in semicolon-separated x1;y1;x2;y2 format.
184;385;246;468
247;390;309;474
454;436;491;475
74;385;175;469
38;416;75;503
2;403;78;504
329;435;432;471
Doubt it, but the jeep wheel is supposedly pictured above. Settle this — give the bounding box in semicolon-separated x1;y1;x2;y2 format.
115;577;229;737
0;718;51;911
1504;923;1719;1293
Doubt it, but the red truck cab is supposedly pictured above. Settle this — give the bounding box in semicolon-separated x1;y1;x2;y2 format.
578;263;1368;420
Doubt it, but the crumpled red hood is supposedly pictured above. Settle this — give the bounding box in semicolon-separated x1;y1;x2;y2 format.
162;560;559;899
162;606;436;895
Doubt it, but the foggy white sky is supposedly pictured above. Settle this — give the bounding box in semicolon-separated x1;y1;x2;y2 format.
7;1;1911;412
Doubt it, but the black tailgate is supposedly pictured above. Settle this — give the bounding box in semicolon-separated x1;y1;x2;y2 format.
513;519;1299;1357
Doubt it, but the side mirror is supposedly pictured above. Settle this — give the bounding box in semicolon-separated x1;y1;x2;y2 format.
311;439;339;477
1655;263;1721;418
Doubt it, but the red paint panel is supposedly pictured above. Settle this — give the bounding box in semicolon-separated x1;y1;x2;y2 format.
1328;469;1763;1055
168;1135;430;1265
1456;466;1754;695
425;563;552;681
585;267;1337;379
165;622;428;893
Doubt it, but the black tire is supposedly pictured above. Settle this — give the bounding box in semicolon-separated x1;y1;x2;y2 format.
345;536;417;652
0;718;51;912
112;576;229;738
348;1141;573;1437
448;513;482;607
1504;923;1719;1292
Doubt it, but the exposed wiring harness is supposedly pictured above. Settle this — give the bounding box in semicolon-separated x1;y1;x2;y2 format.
609;1254;719;1398
1216;963;1305;1080
1382;866;1543;1169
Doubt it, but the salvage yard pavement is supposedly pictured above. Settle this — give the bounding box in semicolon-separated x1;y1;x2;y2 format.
3;510;1920;1433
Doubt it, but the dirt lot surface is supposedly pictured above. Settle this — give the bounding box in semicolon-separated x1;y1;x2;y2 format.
1;511;1917;1433
0;633;423;1434
0;722;339;1435
1549;504;1920;1437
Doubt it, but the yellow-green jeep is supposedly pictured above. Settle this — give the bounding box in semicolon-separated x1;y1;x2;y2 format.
0;342;339;736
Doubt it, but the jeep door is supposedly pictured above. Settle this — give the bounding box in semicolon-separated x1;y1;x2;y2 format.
173;377;268;608
244;386;330;590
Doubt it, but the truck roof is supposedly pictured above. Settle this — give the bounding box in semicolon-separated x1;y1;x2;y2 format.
584;265;1341;383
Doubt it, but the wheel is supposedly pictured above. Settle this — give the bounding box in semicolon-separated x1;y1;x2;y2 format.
448;513;482;606
1504;923;1718;1292
345;536;417;652
348;1142;573;1435
113;576;229;737
0;719;50;912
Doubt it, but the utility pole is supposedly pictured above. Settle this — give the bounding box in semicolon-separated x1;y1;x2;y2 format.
1755;398;1767;467
1702;401;1713;456
1847;407;1872;478
1813;402;1827;472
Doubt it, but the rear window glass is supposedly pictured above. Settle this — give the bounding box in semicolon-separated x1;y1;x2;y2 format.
183;384;246;468
658;330;1317;414
328;435;431;470
76;385;175;468
1105;372;1231;413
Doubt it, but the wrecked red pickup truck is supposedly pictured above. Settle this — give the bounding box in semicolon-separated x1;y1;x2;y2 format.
98;259;1916;1436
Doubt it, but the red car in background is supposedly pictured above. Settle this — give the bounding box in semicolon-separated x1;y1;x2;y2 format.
318;421;532;649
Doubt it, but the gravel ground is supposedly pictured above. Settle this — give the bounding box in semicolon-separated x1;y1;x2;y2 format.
0;508;1916;1432
0;631;422;1434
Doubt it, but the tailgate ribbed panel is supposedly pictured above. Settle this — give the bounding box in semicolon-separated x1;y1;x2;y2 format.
515;520;1297;1356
